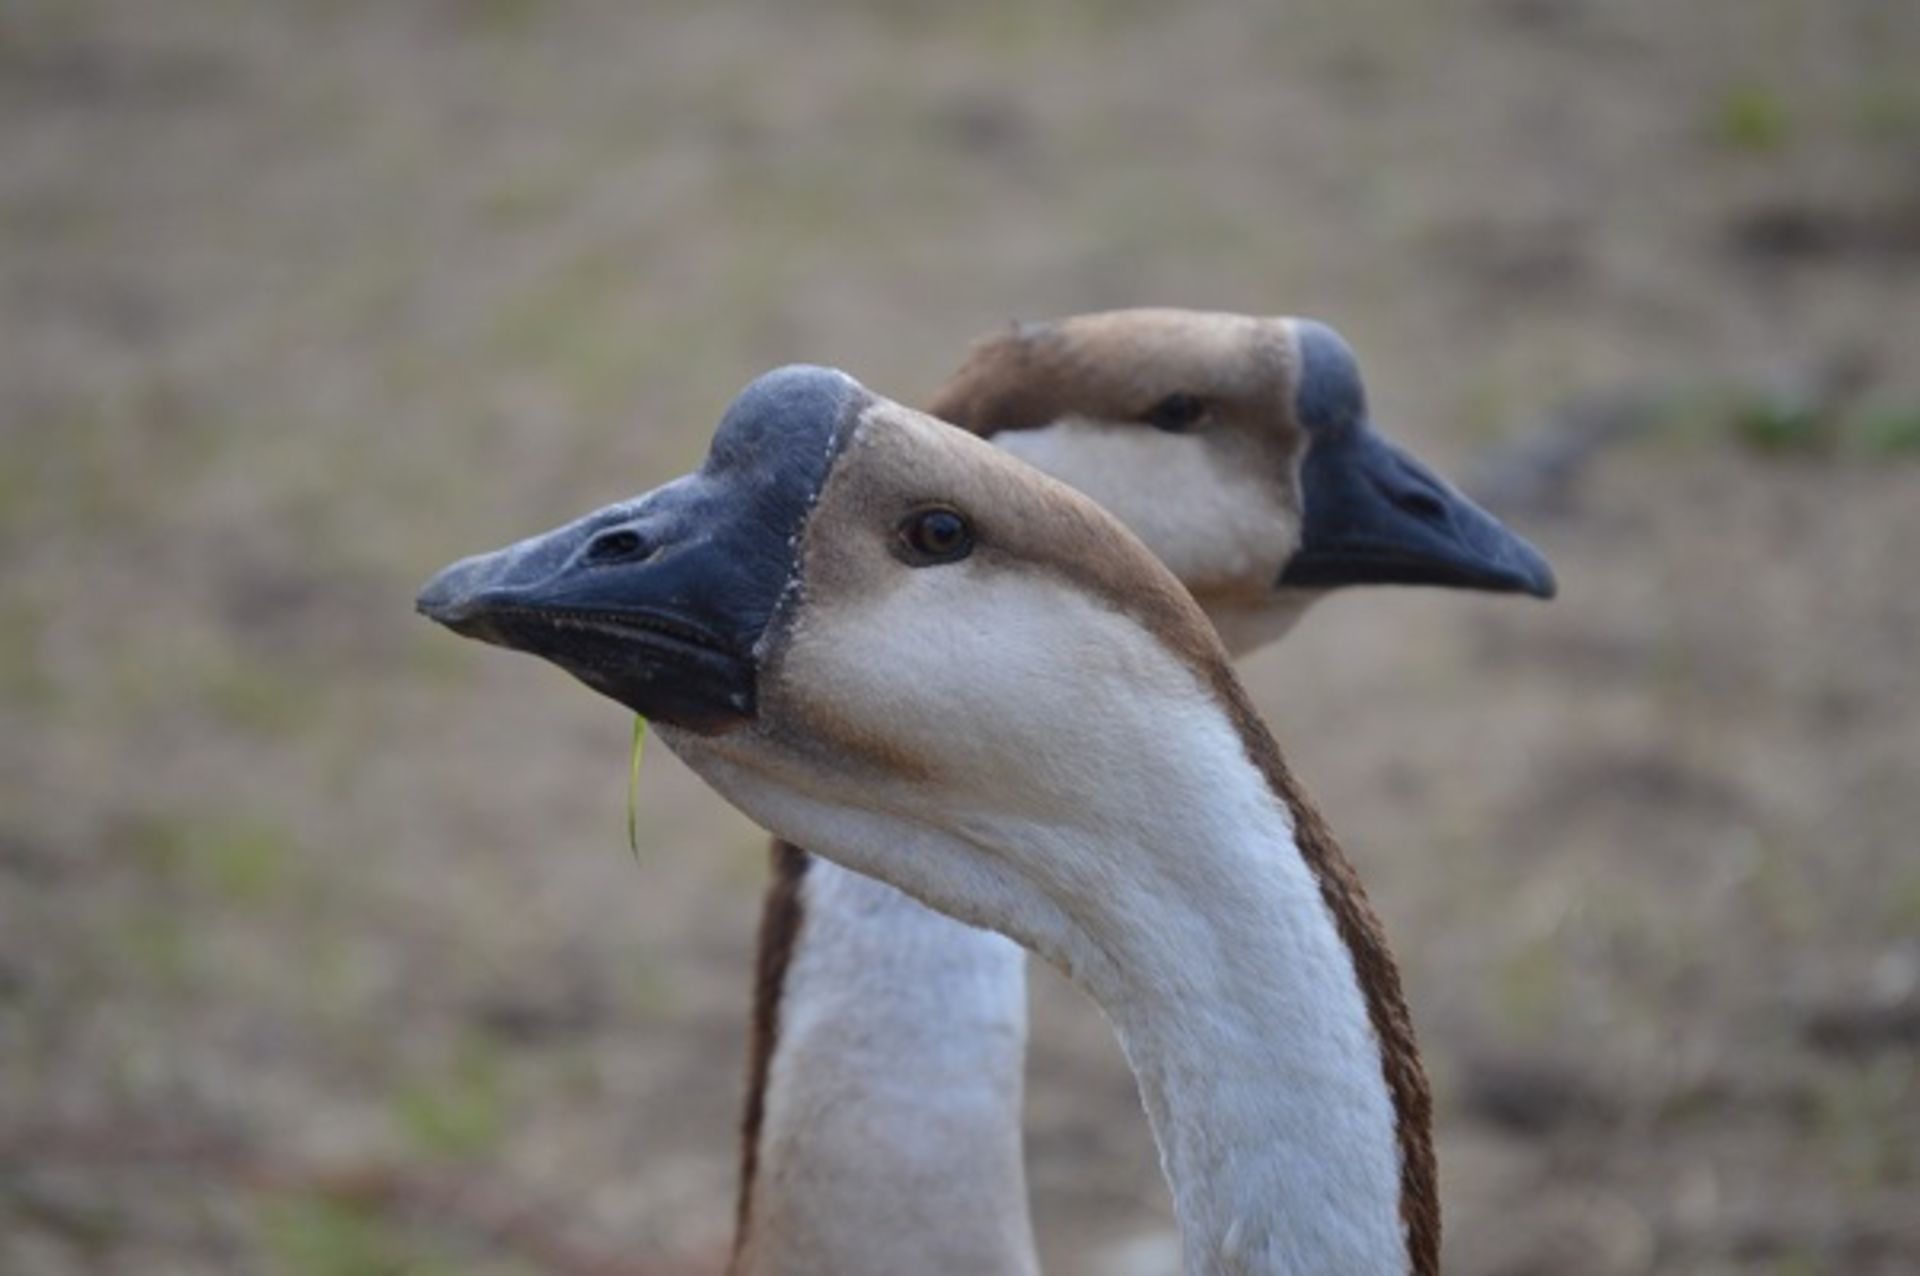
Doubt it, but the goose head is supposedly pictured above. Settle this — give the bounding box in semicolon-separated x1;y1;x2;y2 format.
418;367;1221;938
417;365;1472;958
935;309;1554;652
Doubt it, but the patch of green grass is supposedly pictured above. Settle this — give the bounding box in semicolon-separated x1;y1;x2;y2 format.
115;914;193;988
0;458;27;529
129;813;295;907
1722;394;1920;460
260;1195;449;1276
1743;836;1817;939
1729;395;1829;454
126;812;195;878
202;661;317;738
1713;84;1791;154
1882;866;1920;934
23;384;229;540
1453;375;1523;447
1492;934;1565;1037
1849;404;1920;457
1;1179;127;1257
470;0;540;35
392;1043;507;1160
192;820;292;904
1853;81;1920;143
1768;1252;1822;1276
0;598;49;706
401;628;479;688
484;249;656;416
1811;1058;1916;1195
621;956;678;1022
479;175;568;230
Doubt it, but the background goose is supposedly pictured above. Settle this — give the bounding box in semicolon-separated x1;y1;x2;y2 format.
736;311;1553;1275
420;365;1554;1274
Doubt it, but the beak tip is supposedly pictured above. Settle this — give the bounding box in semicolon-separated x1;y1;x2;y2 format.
1483;540;1556;601
415;559;496;629
1515;543;1558;601
415;596;456;625
414;581;462;626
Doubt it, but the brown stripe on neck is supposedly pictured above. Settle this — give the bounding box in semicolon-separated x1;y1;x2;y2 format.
949;537;1440;1270
809;401;1437;1268
1205;664;1440;1276
874;416;1438;1271
731;839;811;1262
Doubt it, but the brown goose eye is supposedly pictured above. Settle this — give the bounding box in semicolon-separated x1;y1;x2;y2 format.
898;507;973;565
1144;392;1206;433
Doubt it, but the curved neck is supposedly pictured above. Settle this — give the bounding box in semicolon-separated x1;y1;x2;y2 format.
1043;716;1429;1276
696;673;1437;1276
732;848;1039;1276
687;620;1437;1275
1089;807;1412;1274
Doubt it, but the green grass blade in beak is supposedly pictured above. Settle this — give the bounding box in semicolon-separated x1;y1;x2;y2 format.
626;715;648;859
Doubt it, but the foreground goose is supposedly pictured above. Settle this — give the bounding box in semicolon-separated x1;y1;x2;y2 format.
730;313;1553;1274
420;359;1553;1275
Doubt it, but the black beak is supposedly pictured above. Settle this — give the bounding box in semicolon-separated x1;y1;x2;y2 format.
415;481;763;732
416;365;868;732
1278;422;1556;598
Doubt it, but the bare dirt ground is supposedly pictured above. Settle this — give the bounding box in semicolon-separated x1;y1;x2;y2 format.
4;2;1918;1273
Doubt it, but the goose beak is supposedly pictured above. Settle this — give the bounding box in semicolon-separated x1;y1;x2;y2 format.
1278;422;1556;599
416;365;866;733
415;481;764;733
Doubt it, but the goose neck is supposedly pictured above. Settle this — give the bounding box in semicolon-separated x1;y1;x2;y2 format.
1039;731;1420;1276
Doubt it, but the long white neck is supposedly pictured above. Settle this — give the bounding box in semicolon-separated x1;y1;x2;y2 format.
730;614;1324;1276
965;719;1411;1275
733;856;1039;1276
1093;813;1409;1274
684;680;1422;1276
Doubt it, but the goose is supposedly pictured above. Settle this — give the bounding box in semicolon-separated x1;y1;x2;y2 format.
419;356;1555;1275
729;312;1554;1274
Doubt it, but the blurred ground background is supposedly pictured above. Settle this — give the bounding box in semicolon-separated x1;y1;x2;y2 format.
4;1;1919;1273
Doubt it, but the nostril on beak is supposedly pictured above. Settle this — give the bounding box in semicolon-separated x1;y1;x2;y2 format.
585;528;650;565
1391;487;1449;523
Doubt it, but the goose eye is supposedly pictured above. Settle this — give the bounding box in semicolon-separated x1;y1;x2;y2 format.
897;507;974;566
1144;393;1206;433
